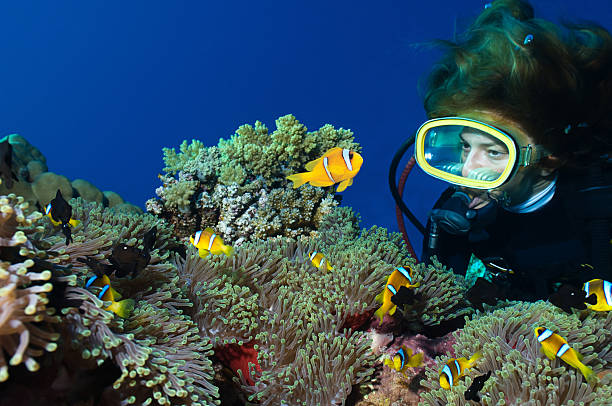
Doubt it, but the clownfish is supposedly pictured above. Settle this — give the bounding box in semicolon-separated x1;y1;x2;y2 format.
189;227;234;259
308;251;333;271
383;345;424;377
374;266;420;325
439;352;482;389
534;327;594;382
582;279;612;311
45;189;80;245
286;147;363;192
85;274;135;318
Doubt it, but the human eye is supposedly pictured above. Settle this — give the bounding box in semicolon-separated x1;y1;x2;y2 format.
488;149;507;159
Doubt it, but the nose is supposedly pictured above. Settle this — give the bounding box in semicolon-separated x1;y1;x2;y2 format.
461;150;488;178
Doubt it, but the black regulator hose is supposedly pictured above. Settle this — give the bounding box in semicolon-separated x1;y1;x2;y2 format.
388;135;427;237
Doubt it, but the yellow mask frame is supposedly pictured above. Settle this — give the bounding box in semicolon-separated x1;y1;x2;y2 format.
415;117;546;189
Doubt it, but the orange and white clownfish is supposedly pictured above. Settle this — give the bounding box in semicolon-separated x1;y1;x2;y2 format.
439;352;482;389
286;147;363;192
582;279;612;311
374;266;420;325
308;251;333;272
85;274;135;318
534;327;594;382
383;345;424;377
189;227;234;259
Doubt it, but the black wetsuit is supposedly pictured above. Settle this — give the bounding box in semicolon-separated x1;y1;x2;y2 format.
422;166;612;300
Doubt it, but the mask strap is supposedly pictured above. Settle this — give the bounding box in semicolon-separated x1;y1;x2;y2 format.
518;144;551;167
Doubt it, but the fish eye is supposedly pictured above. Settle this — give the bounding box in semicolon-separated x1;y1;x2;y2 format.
349;152;354;159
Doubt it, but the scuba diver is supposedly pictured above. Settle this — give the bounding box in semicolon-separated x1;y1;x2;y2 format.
389;0;612;300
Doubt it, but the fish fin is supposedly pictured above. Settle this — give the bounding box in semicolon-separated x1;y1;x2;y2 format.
408;352;424;367
304;157;322;172
223;244;234;257
375;291;384;303
383;358;395;370
198;248;209;259
110;287;122;300
110;299;135;319
336;178;352;192
204;227;215;233
374;306;386;325
579;363;595;383
47;215;61;227
286;173;310;189
389;304;397;316
69;218;81;228
468;351;483;367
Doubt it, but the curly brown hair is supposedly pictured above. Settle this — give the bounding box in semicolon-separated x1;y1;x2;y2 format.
422;0;612;168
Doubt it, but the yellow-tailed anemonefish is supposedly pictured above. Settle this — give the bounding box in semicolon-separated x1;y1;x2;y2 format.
286;147;363;192
189;227;234;259
45;189;81;245
534;327;595;382
85;274;135;319
383;345;424;377
308;251;333;271
582;279;612;311
439;352;482;389
374;266;420;325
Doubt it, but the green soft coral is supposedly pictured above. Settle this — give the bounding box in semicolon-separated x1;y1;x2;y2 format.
162;139;206;175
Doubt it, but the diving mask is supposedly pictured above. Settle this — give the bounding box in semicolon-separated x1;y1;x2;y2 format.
415;117;549;189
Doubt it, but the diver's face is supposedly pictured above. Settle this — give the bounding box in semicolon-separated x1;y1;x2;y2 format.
458;110;555;210
459;129;510;178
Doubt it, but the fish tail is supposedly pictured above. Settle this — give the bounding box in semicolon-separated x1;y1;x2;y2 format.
109;299;135;319
286;173;309;189
578;362;595;383
223;244;234;257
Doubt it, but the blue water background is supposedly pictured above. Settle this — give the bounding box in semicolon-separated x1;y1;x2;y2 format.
0;1;609;259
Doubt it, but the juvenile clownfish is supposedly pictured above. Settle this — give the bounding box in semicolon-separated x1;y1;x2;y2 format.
189;227;234;259
85;274;135;318
383;345;424;377
534;327;594;382
286;147;363;192
374;266;420;325
439;352;482;389
582;279;612;311
45;189;81;245
308;251;333;272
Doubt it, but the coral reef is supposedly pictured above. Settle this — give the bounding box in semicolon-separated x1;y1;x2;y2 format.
419;301;612;405
0;133;137;212
148;114;360;243
0;196;221;405
0;194;59;382
172;205;422;405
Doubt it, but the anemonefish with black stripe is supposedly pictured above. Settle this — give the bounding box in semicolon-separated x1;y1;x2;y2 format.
308;251;333;271
582;279;612;311
85;274;135;318
439;352;482;389
286;147;363;192
534;327;594;382
374;266;420;325
45;189;81;245
383;345;424;377
189;227;234;258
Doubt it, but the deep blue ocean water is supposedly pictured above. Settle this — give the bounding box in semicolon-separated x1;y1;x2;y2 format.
0;1;609;259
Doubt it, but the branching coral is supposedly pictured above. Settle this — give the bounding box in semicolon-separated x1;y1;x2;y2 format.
149;114;360;244
419;301;612;405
